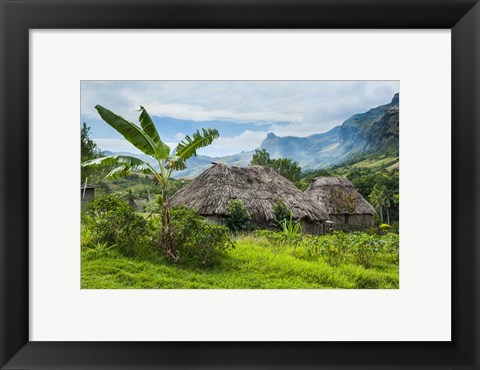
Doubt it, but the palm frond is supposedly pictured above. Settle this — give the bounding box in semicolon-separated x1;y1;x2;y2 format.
166;155;187;171
105;165;132;180
138;106;170;158
82;155;148;167
175;128;219;161
95;105;163;160
82;155;154;180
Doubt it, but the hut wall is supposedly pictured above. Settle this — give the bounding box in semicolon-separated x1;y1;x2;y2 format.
345;214;375;226
300;220;324;235
328;213;374;227
328;214;346;224
81;188;95;203
204;213;323;234
204;215;224;225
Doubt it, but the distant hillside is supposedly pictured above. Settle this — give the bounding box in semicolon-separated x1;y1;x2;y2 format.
260;126;341;169
339;92;399;156
103;93;399;178
261;93;399;170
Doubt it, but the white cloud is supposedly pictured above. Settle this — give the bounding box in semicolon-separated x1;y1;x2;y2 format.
93;138;142;154
269;120;341;137
174;132;186;141
81;80;399;132
84;81;400;157
143;102;300;124
200;130;268;157
94;138;176;154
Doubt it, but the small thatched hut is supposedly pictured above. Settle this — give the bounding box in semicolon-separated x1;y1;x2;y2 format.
305;177;376;226
170;163;328;234
81;185;95;204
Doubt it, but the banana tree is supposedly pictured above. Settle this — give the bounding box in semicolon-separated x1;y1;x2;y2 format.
81;105;219;260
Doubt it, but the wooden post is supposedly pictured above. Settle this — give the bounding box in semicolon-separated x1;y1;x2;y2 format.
82;177;88;200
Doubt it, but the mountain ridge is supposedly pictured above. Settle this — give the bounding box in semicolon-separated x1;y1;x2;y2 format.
104;93;399;178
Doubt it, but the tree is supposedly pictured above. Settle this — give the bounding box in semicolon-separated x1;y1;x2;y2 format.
250;148;302;182
369;184;385;223
81;122;102;184
381;189;391;225
81;105;219;260
369;184;392;224
272;158;302;182
250;148;273;166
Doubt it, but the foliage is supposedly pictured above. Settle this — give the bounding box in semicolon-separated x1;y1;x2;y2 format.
81;122;99;163
83;194;154;255
257;229;399;269
379;223;391;233
369;184;394;224
273;158;302;182
249;148;302;182
83;241;117;259
82;234;399;289
125;189;137;209
81;105;219;260
81;122;105;184
277;212;302;245
330;188;356;213
273;199;291;227
250;148;272;166
254;229;290;252
311;232;349;266
254;213;302;251
224;199;252;233
299;154;399;223
346;232;379;268
390;221;399;234
170;207;235;267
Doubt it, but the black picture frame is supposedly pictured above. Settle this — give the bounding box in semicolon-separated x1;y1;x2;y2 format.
1;0;479;369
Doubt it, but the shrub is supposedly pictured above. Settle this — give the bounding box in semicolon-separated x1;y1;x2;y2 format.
224;199;252;233
390;221;400;234
170;207;235;267
364;226;380;235
297;234;323;261
298;231;398;268
347;232;378;268
254;214;302;253
318;231;349;266
273;199;291;227
254;229;289;253
83;241;116;260
145;194;163;214
84;194;154;255
332;223;368;233
380;232;400;260
277;212;302;246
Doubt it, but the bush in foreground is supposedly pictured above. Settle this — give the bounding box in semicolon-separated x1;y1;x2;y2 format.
170;206;235;267
82;194;154;255
224;199;252;233
258;229;399;269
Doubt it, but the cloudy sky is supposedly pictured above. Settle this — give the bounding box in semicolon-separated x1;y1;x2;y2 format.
81;81;399;157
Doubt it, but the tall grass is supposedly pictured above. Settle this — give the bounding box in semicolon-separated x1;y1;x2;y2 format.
82;233;399;289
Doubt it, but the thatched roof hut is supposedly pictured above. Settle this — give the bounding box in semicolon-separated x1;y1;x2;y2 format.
81;185;95;204
170;163;327;234
305;177;376;227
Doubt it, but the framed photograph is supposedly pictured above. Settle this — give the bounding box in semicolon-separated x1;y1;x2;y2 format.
1;0;479;369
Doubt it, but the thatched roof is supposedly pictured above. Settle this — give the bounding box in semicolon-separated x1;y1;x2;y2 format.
305;177;376;215
170;163;327;222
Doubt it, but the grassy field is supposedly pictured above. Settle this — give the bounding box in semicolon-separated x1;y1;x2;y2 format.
81;235;399;289
350;156;399;170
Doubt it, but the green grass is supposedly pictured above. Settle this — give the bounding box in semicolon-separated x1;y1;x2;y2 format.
81;235;399;289
349;156;398;170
